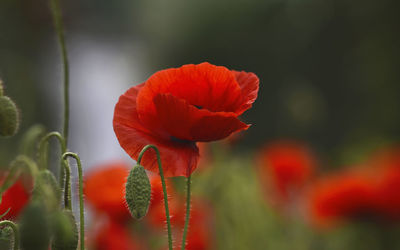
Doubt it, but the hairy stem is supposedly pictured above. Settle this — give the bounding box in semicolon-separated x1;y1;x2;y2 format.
137;145;173;250
181;175;192;250
62;152;84;250
49;0;69;146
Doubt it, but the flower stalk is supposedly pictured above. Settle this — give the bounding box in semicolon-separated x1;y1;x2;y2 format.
181;175;192;250
62;152;84;250
137;145;173;250
49;0;70;146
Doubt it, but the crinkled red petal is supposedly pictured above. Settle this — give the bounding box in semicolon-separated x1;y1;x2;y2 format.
153;93;250;142
113;85;199;177
136;63;245;122
232;70;260;115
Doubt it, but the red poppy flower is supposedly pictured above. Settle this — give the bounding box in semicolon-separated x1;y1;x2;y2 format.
0;173;31;220
308;170;378;227
257;141;316;205
113;62;259;177
84;162;131;222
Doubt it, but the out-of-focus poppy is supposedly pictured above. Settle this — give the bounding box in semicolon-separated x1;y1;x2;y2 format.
368;147;400;221
308;170;377;227
0;173;31;220
113;62;259;177
89;220;143;250
84;162;131;222
257;141;316;205
375;166;400;220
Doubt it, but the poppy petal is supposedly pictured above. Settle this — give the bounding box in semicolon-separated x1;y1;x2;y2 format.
136;63;245;122
153;93;250;142
232;70;260;115
113;86;199;177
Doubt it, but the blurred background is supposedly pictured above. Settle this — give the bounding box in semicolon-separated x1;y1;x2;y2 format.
1;0;400;249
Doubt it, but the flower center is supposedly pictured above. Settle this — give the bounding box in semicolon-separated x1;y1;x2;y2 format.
170;136;196;145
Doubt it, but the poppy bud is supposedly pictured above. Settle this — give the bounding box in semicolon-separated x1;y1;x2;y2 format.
0;226;13;249
33;170;62;211
0;95;20;137
20;202;51;250
51;209;78;250
125;164;151;219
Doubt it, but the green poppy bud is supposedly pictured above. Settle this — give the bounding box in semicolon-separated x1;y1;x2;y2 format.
33;170;62;211
125;164;151;219
0;96;20;137
0;226;13;249
20;202;51;250
51;209;78;250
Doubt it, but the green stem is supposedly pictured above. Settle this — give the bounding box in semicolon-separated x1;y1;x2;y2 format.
49;0;69;146
0;220;19;250
38;132;67;191
38;132;66;169
61;159;72;210
62;152;84;250
137;145;173;250
181;175;192;250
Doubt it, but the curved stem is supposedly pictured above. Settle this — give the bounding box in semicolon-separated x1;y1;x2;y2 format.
38;132;67;195
0;155;39;194
0;220;19;250
49;0;69;146
62;152;84;250
181;175;192;250
137;145;173;250
38;131;66;169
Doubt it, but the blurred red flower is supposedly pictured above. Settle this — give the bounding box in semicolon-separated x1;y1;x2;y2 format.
308;171;377;227
369;147;400;220
113;62;259;177
257;141;316;205
0;173;31;220
375;166;400;220
84;162;131;222
89;220;143;250
308;146;400;227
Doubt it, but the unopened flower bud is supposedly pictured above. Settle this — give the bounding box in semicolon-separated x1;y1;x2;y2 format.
33;170;62;211
51;209;78;250
125;164;151;219
20;202;51;250
0;96;20;137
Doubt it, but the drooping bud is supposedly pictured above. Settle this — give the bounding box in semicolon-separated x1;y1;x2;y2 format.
51;209;79;250
125;164;151;219
0;226;13;249
19;202;50;250
32;170;62;211
0;95;20;137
